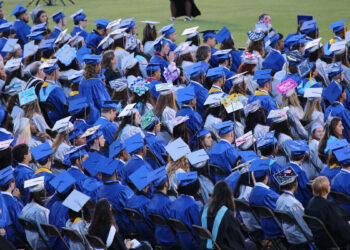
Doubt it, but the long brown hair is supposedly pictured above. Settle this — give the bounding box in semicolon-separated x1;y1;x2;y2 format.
318;117;342;163
154;93;178;117
245;40;264;57
332;49;350;68
88;198;118;235
301;99;322;123
237;63;256;75
220;36;237;51
166;155;190;177
282;92;303;110
176;52;195;68
208;181;235;218
101;50;116;69
142;24;157;45
83;63;101;80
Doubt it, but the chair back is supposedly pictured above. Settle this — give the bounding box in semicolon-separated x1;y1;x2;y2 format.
208;164;228;178
40;223;61;237
168;218;191;233
330;191;350;205
192;225;221;250
123;208;144;222
251;205;283;231
19;218;50;249
149;213;168;227
86;234;107;250
62;227;84;244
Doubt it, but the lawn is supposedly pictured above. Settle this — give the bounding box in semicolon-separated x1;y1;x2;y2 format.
1;0;350;47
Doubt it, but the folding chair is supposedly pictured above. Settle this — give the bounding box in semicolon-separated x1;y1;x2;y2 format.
192;225;221;250
148;213;181;247
112;207;138;239
208;164;228;182
303;215;340;250
168;218;200;248
62;227;90;250
330;191;350;206
40;223;70;249
18;217;50;249
86;234;107;250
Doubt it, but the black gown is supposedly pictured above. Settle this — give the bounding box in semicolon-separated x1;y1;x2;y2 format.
170;0;201;18
305;196;350;249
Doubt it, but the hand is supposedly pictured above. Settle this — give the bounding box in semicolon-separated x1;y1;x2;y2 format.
167;51;175;63
36;132;52;141
12;188;20;199
0;228;5;236
124;239;134;249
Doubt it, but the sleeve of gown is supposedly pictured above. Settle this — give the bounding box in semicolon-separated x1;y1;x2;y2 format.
219;210;246;250
288;204;313;239
92;80;111;109
264;191;279;210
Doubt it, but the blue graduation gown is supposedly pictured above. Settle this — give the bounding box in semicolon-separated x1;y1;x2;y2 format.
249;184;282;237
0;19;7;25
125;192;154;239
67;167;87;192
223;67;236;93
14;19;30;45
147;192;177;246
248;90;278;116
48;200;69;250
210;47;219;67
284;162;312;207
189;81;209;118
230;50;243;73
35;169;56;195
71;26;88;40
0;193;10;228
145;132;167;167
169;195;201;249
94;116;118;146
79;78;111;125
85;30;104;54
331;169;350;214
2;193;25;245
324;102;350;140
176;106;202;136
122;156;154;184
224;171;240;193
14;164;34;204
262;49;285;72
97;180;134;233
149;55;169;79
81;176;103;202
264;157;284;191
320;165;342;182
49;27;61;40
147;78;161;99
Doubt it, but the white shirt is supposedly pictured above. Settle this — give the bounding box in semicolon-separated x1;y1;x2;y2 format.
255;182;270;189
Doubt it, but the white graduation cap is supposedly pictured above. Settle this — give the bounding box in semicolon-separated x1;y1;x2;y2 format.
107;19;122;30
109;78;128;91
24;176;45;192
52;116;73;133
4;58;22;72
155;82;174;92
235;130;254;147
97;35;114;49
304;87;322;98
59;69;83;80
329;40;347;55
174;41;192;55
80;125;101;138
304;37;322;51
244;99;262;116
39;59;58;70
0;139;13;151
62;189;90;212
70;9;84;19
213;49;232;56
227;71;248;82
267;107;289;122
140;20;160;28
2;38;19;53
187;149;209;166
65;144;87;155
181;26;199;38
165;137;191;161
121;53;138;73
23;41;38;58
203;93;223;107
29;5;42;22
118;103;136;117
55;44;77;67
68;32;84;47
55;29;68;44
109;27;127;40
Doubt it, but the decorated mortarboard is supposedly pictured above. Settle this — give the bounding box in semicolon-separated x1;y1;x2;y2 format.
257;131;277;148
118;103;136;117
328;62;343;78
76;45;92;64
221;93;243;113
38;38;56;51
119;17;136;29
11;2;26;17
155;82;174;96
52;9;65;23
80;125;101;139
297;59;312;78
329;41;347;55
215;26;231;43
129;164;152;191
106;19;122;30
18;87;37;106
0;128;14;151
0;166;14;186
247;30;265;42
304;87;322;99
70;9;86;22
158;23;176;37
148;166;167;187
227;72;248;85
203;92;223;107
274;167;298;186
109;78;128;91
140;109;158;130
174;41;192;55
50;170;76;194
125;133;144;154
83;54;101;65
253;69;272;85
304;37;322;52
213;49;232;60
2;38;19;53
68;96;88;113
275;78;298;95
241;51;258;64
55;44;77;67
94;19;110;29
181;26;199;39
297;15;313;24
23;41;38;58
176;86;195;103
52;116;73;133
199;30;217;39
165;138;191;161
109;138;125;159
177;171;198;187
129;77;150;96
287;140;309;156
31;141;53;162
165;116;189;133
140;20;160;28
152;35;164;49
24;176;45;192
235;131;255;148
187;149;209;166
3;77;26;96
238;150;259;163
333;147;350;166
214;120;234;135
41;59;59;73
198;128;209;138
285;50;304;66
163;62;180;82
323;81;342;104
329;19;346;33
62;189;90;212
267;107;289;123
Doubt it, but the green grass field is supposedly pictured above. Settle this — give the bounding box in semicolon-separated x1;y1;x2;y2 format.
1;0;350;47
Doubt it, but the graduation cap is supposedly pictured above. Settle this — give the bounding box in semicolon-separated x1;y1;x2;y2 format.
109;78;128;92
329;41;347;56
29;5;42;22
287;140;309;156
23;41;38;58
129;77;150;97
140;109;158;130
214;120;234;135
300;19;318;34
0;166;13;186
181;26;199;39
284;34;306;49
285;50;304;66
52;9;66;23
66;144;88;161
0;128;14;151
327;138;348;154
297;59;312;78
146;63;161;73
213;49;231;61
76;45;92;64
249;158;270;178
262;50;285;72
106;19;122;30
323;81;342;104
55;29;70;44
109;138;125;159
329;19;346;33
177;172;197;187
68;96;88;113
40;59;59;73
118;103;136;117
253;69;272;85
32;141;53;162
3;77;26;96
4;58;21;73
206;66;225;81
125;133;144;154
241;52;258;64
31;22;47;33
121;53;138;73
304;38;322;52
158;23;176;37
215;26;231;43
174;41;192;55
200;30;217;39
148;166;167;187
94;19;110;29
82;152;106;176
165;116;189;133
97;35;114;50
83;54;101;65
274;167;298;186
176;86;195;103
2;38;19;53
185;62;205;78
50;170;76;194
55;44;77;67
110;27;127;40
24;176;45;192
62;189;90;212
257;131;277;148
70;9;86;23
129;164;152;191
38;39;56;51
52;116;73;133
333;146;350;166
203;93;223;107
304;87;322;100
0;22;14;33
11;2;26;17
140;20;160;29
297;15;313;24
198;129;209;138
267;107;289;123
99;158;119;176
238;150;259;163
247;30;265;42
187;149;209;166
165;138;191;161
119;17;136;29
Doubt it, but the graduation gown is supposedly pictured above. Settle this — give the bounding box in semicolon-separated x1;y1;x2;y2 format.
71;25;88;40
149;54;169;80
0;18;7;25
305;196;350;249
176;106;202;136
145;132;167;167
67;166;87;192
14;163;34;204
85;30;104;54
247;90;278;116
49;27;62;40
189;80;209;117
79;77;111;125
94;116;119;146
146;78;161;99
331;169;350;214
169;195;201;249
172;0;201;18
249;183;282;237
34;168;56;195
209;47;219;67
97;180;134;233
320;165;342;182
147;192;177;246
121;156;154;183
324;102;350;140
65;219;88;250
13;19;30;45
81;176;103;202
48;200;69;250
230;50;243;73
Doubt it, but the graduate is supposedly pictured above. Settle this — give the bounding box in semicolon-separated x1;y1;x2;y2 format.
201;30;219;67
109;138;129;178
158;23;177;52
85;19;110;54
49;10;66;40
212;50;236;93
247;69;279;116
262;33;285;73
65;145;89;192
11;3;31;45
324;19;346;57
149;36;172;79
70;9;88;40
206;66;227;95
145;63;162;99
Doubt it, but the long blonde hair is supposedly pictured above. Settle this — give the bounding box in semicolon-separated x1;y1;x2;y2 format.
166;155;190;177
52;133;69;153
16;123;31;145
154;93;178;118
302;98;322;123
282;92;303;110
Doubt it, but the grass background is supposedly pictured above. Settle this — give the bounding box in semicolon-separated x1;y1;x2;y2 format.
1;0;350;47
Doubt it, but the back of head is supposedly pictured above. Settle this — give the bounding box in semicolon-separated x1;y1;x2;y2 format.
208;181;235;217
312;176;330;197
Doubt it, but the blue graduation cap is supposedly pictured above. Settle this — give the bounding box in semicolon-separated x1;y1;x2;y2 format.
68;126;85;141
297;15;313;24
215;27;231;44
31;23;47;33
285;50;304;66
83;54;101;65
0;22;14;33
42;61;59;74
49;170;76;194
94;19;110;29
119;17;136;30
238;150;259;163
0;166;14;186
146;63;161;73
66;145;88;161
148;166;167;187
177;171;198;187
213;49;231;61
284;34;306;49
185;62;205;78
327;138;348;153
214;120;234;135
206;66;225;81
200;30;217;39
257;131;277;148
70;9;86;23
100;158;119;176
323;81;342;105
300;19;318;34
76;45;92;64
329;19;346;33
333;147;350;166
287;140;309;156
32;141;53;162
249;158;270;178
129;164;152;191
262;50;285;72
82;152;107;176
68;96;88;113
0;106;5;126
274;167;298;186
11;2;26;17
198;128;209;138
38;39;56;51
176;86;195;103
27;30;45;41
101;100;118;109
253;69;272;85
52;10;66;23
269;33;282;48
247;30;265;42
109;138;125;159
125;133;144;154
159;23;176;37
328;62;343;78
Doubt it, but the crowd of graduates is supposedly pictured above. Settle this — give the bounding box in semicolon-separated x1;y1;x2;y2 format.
0;1;349;249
